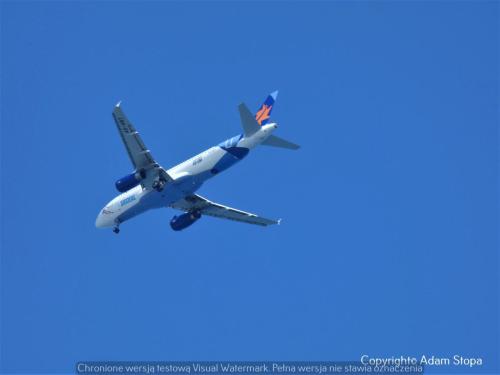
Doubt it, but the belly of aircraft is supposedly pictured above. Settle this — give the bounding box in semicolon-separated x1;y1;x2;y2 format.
116;180;202;224
117;147;243;224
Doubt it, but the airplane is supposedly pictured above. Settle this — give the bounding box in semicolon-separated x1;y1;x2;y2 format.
95;91;299;233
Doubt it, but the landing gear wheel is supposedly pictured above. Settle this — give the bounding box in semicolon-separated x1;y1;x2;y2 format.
113;227;120;234
153;179;166;192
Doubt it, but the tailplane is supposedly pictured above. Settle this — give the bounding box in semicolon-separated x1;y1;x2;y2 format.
262;135;300;150
238;103;260;137
238;90;300;150
238;90;279;137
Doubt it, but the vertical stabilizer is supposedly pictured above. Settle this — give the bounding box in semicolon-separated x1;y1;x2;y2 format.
255;90;278;125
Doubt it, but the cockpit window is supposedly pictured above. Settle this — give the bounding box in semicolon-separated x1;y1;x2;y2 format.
102;208;114;215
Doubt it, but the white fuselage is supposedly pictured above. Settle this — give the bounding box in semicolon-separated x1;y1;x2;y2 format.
95;123;277;228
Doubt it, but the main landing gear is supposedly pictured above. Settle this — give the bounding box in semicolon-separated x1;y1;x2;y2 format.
152;178;167;192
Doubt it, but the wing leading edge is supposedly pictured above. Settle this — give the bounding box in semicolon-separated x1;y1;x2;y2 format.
170;194;280;226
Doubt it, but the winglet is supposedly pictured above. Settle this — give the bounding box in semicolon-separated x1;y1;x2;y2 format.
116;100;122;108
277;218;282;225
270;90;279;100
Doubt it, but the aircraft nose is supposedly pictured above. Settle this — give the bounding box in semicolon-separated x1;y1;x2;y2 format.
95;211;113;228
95;212;105;228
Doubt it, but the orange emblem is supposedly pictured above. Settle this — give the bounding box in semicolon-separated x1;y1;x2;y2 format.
255;104;272;125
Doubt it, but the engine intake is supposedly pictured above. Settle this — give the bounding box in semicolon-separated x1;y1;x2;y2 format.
115;170;146;192
170;211;201;231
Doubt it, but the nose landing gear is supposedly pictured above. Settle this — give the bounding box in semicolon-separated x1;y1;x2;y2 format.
113;220;121;234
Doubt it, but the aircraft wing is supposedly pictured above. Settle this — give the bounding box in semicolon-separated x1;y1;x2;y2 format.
170;194;280;226
112;102;157;171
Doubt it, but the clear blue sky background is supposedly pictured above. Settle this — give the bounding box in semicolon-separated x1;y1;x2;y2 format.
1;1;498;373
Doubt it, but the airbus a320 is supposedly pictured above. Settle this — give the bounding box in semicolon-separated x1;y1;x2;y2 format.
95;91;299;233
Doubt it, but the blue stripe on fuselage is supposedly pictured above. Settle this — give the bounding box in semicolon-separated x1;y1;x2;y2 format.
218;134;243;149
222;146;249;159
211;146;249;175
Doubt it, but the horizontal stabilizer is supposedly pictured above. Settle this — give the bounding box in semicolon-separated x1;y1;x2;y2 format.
238;103;261;137
262;135;300;150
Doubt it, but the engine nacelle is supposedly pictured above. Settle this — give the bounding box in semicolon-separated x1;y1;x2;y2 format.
170;211;201;231
115;170;145;192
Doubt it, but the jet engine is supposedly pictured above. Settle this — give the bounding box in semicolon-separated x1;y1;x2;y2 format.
170;211;201;231
115;170;146;192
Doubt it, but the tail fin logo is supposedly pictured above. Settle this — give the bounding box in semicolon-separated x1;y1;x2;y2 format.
255;104;273;125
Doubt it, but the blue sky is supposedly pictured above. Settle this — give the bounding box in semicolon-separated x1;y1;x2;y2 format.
1;1;498;373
